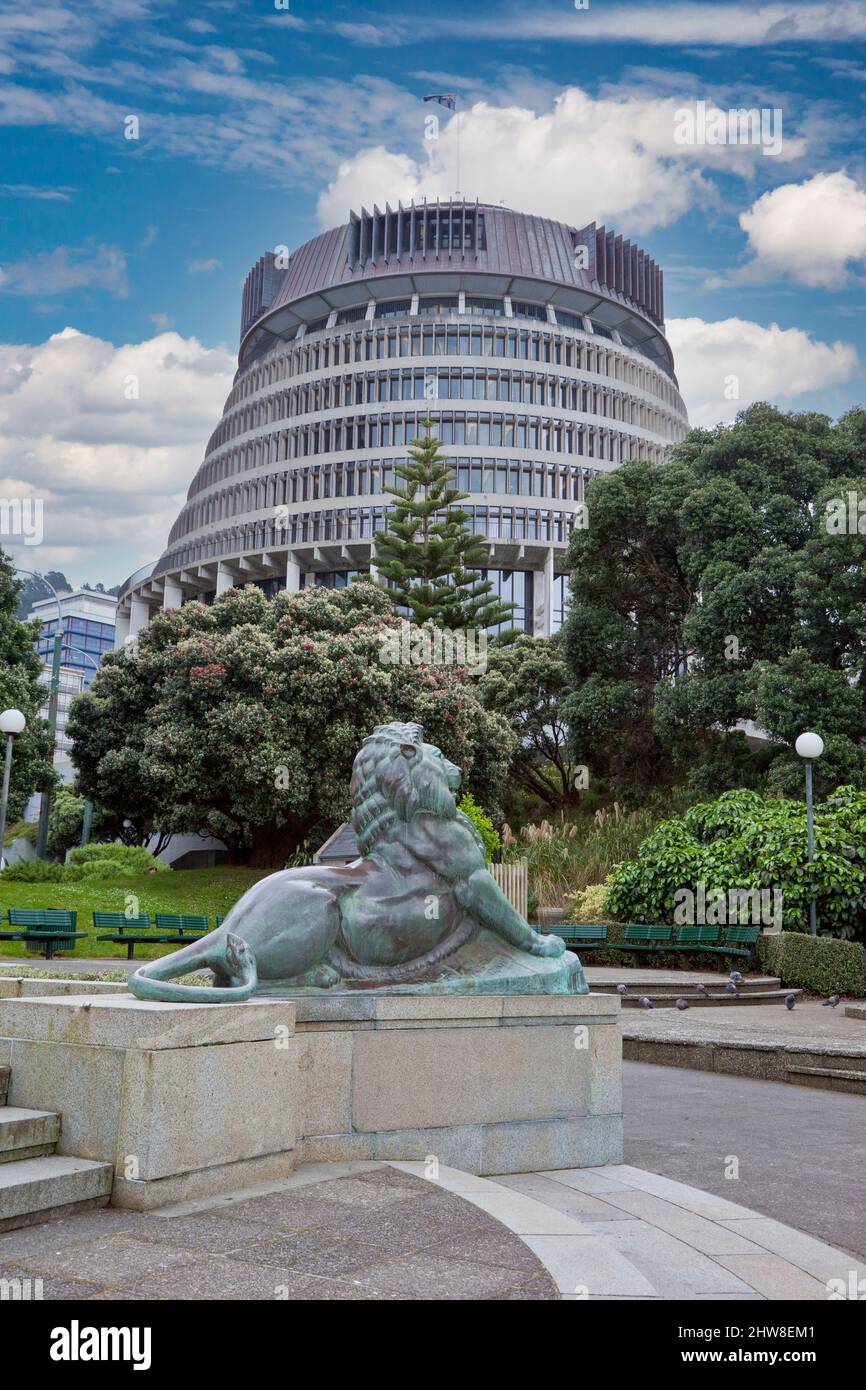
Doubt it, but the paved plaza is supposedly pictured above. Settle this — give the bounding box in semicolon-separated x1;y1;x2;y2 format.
1;1156;864;1301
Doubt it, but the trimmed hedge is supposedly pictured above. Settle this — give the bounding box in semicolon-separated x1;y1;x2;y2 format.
757;931;865;997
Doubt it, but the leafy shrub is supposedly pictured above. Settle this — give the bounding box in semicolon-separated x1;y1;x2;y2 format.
606;786;866;942
67;843;170;877
457;793;501;862
0;859;66;882
568;883;615;924
757;932;865;997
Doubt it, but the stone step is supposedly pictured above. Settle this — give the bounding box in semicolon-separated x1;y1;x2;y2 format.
0;1154;113;1232
0;1065;9;1107
618;988;802;1009
786;1066;866;1095
0;1107;60;1163
593;976;782;996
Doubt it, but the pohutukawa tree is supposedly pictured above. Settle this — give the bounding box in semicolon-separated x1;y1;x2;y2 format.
68;581;514;868
373;421;516;631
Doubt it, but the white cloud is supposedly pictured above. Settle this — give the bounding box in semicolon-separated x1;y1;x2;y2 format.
667;315;859;426
0;182;73;200
0;242;127;297
336;3;866;48
0;328;234;585
736;171;866;288
318;87;805;233
186;257;221;273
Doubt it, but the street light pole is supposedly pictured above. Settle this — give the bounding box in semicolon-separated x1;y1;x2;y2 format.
0;710;27;871
795;732;825;937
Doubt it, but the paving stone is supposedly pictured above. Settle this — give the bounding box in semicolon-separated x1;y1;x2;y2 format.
419;1225;551;1273
718;1216;866;1283
346;1173;430;1195
600;1164;759;1221
459;1187;587;1234
200;1190;372;1234
491;1173;633;1222
349;1250;532;1299
135;1212;280;1254
593;1190;766;1256
490;1274;559;1300
226;1231;396;1277
274;1190;500;1253
537;1167;633;1195
575;1218;760;1297
293;1176;425;1209
522;1233;658;1297
125;1252;407;1300
0;1206;142;1260
0;1266;101;1300
716;1253;834;1300
14;1233;200;1283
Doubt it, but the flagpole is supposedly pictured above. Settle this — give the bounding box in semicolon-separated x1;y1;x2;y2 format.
456;107;461;198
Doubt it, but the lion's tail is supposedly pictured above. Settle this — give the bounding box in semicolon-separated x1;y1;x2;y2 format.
127;932;258;1003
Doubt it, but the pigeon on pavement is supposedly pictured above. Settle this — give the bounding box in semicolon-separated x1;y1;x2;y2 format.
823;995;841;1008
616;983;628;994
639;996;653;1009
675;997;689;1010
725;981;738;994
730;970;743;984
784;992;797;1010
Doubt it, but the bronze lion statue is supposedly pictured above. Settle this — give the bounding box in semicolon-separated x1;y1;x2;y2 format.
127;721;570;1002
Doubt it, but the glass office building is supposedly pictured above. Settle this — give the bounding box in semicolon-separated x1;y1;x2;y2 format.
31;589;117;786
116;201;689;642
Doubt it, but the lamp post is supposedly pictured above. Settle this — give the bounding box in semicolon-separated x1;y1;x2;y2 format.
795;731;825;937
0;709;26;871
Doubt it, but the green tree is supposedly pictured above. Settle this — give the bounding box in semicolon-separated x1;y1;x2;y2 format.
478;634;582;810
68;580;515;868
373;422;516;631
0;549;55;820
561;404;866;801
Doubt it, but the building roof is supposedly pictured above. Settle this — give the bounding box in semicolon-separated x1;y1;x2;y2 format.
238;201;668;371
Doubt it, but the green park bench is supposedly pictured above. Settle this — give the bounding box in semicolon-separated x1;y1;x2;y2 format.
154;913;209;942
616;924;674;951
549;921;761;961
93;911;208;960
6;909;86;960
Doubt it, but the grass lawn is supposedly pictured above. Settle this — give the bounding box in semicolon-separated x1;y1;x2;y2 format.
0;867;269;962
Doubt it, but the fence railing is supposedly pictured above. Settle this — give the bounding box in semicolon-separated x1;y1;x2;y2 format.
491;858;528;921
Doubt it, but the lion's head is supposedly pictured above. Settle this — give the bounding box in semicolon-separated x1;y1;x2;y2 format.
350;722;462;855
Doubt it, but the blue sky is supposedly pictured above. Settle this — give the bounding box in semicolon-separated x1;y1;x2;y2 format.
1;0;865;586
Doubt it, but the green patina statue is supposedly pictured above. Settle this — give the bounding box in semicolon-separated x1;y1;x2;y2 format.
127;721;585;1001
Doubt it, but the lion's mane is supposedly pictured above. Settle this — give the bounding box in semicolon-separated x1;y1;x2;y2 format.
350;721;457;856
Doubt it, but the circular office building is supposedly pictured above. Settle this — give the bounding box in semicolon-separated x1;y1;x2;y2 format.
116;201;689;642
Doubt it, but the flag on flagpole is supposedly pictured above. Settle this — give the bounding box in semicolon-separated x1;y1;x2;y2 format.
423;93;457;111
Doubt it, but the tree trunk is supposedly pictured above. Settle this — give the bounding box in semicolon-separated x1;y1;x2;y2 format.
246;821;310;870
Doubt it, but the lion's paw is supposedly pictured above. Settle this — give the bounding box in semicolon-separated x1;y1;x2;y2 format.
530;933;566;958
312;963;341;988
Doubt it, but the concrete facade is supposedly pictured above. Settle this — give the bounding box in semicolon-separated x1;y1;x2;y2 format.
116;201;688;642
